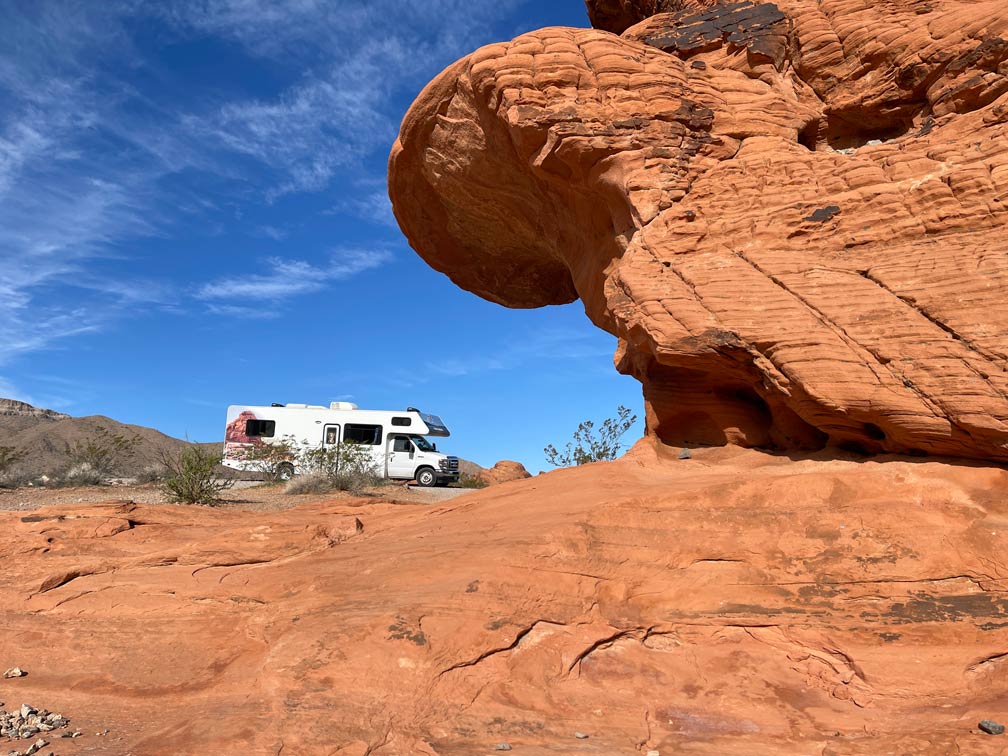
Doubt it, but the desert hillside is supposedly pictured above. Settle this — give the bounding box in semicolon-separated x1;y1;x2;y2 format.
0;398;218;479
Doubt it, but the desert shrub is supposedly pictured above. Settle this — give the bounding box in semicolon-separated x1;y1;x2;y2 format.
135;464;168;483
452;473;488;489
158;446;234;505
295;441;383;494
58;463;104;487
65;428;138;479
283;471;333;495
544;405;638;468
236;436;298;483
0;446;25;473
0;446;26;489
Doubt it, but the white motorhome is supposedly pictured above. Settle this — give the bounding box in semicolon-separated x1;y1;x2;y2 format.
222;402;460;487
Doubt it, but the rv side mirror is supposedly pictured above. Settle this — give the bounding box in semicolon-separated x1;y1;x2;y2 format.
432;443;437;452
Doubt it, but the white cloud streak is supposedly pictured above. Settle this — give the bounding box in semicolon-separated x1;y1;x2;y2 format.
0;0;532;362
174;0;526;196
197;248;393;305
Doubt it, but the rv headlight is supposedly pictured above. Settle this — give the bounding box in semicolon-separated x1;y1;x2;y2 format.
438;458;449;470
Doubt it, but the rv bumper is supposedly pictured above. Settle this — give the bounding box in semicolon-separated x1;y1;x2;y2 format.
438;456;459;483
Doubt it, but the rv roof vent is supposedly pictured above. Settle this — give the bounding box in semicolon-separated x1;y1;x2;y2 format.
330;401;359;410
271;403;285;407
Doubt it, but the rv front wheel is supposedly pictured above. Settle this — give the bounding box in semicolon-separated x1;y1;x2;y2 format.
277;462;295;481
415;467;437;487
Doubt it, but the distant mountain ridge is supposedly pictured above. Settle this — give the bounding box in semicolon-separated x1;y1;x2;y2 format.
0;398;70;420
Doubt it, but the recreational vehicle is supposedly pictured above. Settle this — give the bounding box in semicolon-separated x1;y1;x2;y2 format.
222;402;460;486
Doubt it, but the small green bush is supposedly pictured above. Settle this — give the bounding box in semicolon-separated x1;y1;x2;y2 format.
159;446;234;505
544;405;638;468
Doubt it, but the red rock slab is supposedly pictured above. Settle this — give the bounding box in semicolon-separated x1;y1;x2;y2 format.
2;446;1008;753
389;3;1008;463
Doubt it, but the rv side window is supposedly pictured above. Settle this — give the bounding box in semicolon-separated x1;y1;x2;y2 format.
245;419;276;438
344;423;382;445
391;416;411;427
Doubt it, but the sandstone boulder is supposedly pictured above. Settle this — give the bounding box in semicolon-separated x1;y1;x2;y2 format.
389;0;1008;463
477;460;532;486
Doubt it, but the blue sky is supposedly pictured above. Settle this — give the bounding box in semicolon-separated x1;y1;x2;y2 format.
0;0;644;471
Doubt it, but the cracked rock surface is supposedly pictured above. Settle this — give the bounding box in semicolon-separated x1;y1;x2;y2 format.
389;0;1008;462
1;444;1008;753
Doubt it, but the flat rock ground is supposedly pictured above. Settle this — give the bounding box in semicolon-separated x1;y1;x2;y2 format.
1;442;1007;755
0;480;468;513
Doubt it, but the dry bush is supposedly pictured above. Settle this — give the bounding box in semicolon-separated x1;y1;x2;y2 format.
452;473;488;489
47;463;104;488
295;441;383;495
65;428;139;478
234;436;297;483
283;471;333;495
0;446;26;489
136;464;168;483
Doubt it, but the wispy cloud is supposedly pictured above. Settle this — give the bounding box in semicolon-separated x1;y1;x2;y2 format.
196;247;393;307
174;0;525;197
0;0;528;365
333;189;397;228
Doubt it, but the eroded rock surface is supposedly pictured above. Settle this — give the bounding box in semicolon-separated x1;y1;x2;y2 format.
389;0;1008;462
477;460;532;486
2;448;1008;753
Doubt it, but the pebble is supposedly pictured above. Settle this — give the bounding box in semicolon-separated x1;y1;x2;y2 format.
2;669;25;680
574;732;589;739
678;448;691;460
646;751;661;756
979;719;1005;735
493;745;512;751
0;703;72;742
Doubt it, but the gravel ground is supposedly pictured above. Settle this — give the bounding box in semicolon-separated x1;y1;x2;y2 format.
0;479;474;512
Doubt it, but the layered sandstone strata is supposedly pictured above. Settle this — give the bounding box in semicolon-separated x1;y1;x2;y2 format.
389;0;1008;462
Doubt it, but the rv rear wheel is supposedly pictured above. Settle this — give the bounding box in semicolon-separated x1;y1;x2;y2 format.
277;462;295;481
415;467;437;487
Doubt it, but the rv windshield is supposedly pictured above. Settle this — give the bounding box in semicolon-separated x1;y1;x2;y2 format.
410;435;436;452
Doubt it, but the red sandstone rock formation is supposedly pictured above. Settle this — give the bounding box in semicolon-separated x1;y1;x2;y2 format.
3;446;1008;753
389;0;1008;463
477;459;532;486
